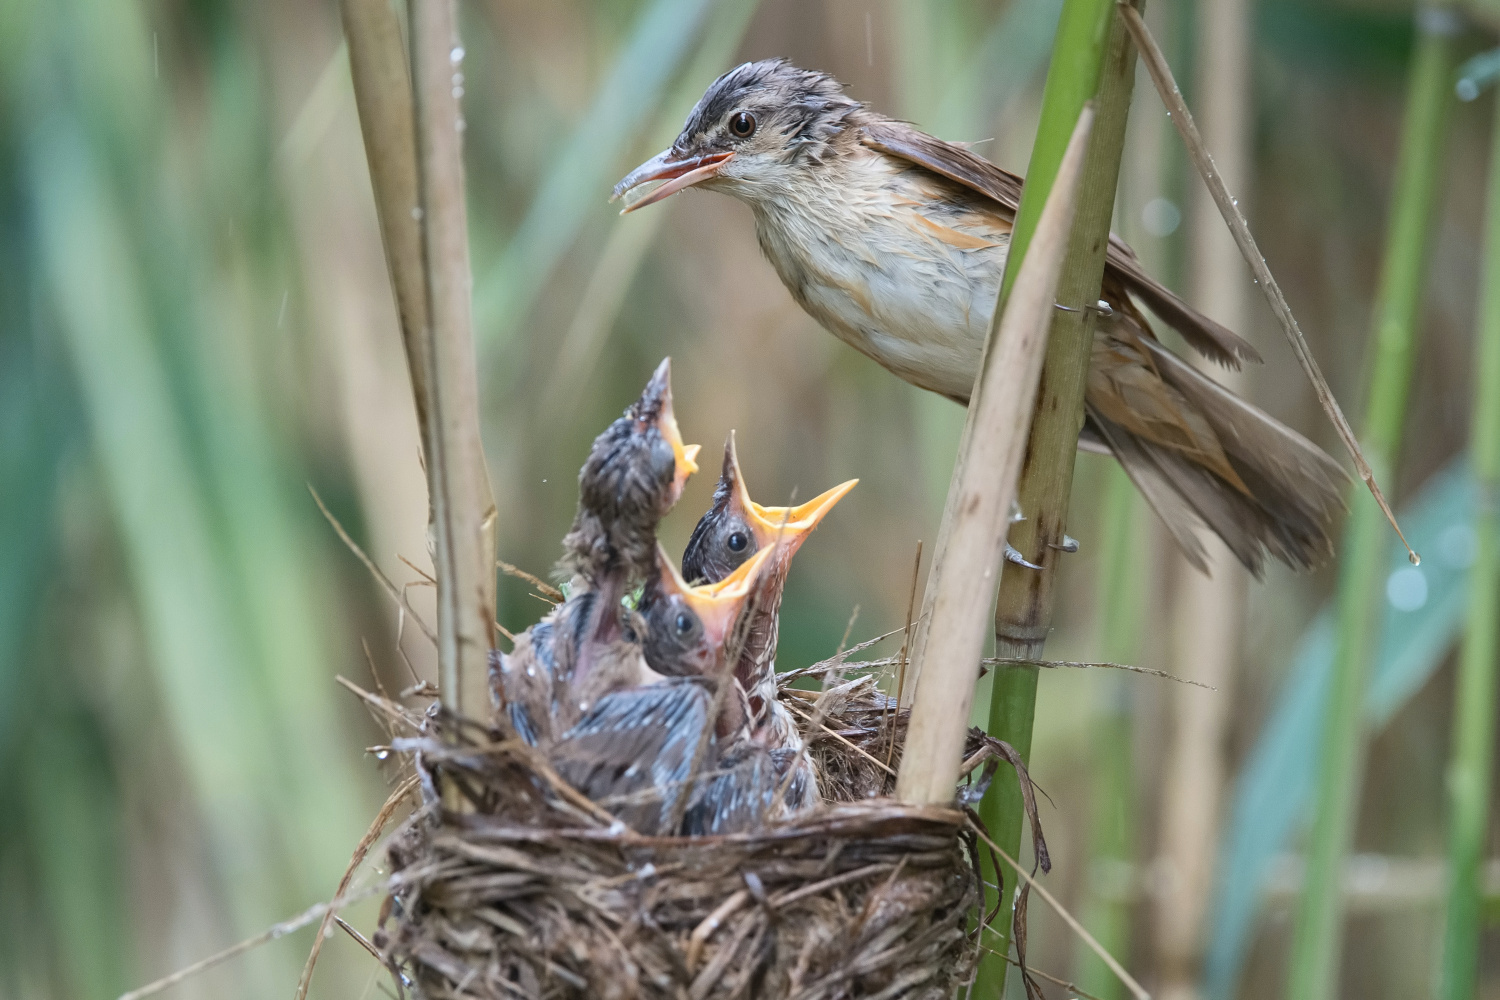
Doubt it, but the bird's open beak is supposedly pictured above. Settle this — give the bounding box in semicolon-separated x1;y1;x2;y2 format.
643;359;701;503
654;544;774;648
612;150;735;214
722;436;857;557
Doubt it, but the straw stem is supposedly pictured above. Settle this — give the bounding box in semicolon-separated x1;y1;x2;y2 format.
895;107;1094;806
970;4;1143;992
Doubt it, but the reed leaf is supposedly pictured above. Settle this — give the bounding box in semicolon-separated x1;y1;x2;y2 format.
1288;13;1458;998
1438;69;1500;1000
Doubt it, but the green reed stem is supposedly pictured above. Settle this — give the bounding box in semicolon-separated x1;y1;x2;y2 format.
1438;76;1500;1000
974;1;1140;993
1288;11;1458;999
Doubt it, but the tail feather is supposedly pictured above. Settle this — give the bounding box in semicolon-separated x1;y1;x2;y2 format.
1086;337;1347;577
1102;251;1263;369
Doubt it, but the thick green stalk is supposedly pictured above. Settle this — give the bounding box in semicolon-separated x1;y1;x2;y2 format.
1288;12;1457;1000
1438;83;1500;1000
973;1;1139;992
1077;465;1143;1000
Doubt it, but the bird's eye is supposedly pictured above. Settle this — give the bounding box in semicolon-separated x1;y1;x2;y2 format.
728;111;757;138
675;612;693;634
727;531;748;553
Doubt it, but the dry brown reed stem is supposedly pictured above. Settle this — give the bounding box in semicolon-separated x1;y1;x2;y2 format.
966;819;1151;1000
895;108;1094;806
338;0;431;434
1117;1;1417;564
311;485;438;644
408;0;499;715
295;774;421;1000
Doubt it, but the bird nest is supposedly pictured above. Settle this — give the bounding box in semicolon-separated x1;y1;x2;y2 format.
372;662;1044;1000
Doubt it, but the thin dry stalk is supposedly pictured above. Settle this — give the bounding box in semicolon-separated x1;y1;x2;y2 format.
408;0;499;713
887;540;922;767
1117;1;1416;564
338;0;431;433
497;558;564;600
896;108;1094;806
311;485;438;644
295;775;421;1000
116;881;396;1000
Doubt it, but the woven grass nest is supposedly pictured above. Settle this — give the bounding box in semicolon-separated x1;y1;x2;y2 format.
372;660;1046;1000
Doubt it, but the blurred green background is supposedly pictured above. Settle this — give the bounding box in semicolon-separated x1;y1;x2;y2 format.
3;0;1500;997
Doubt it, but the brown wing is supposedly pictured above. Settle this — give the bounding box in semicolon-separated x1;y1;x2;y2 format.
860;119;1262;368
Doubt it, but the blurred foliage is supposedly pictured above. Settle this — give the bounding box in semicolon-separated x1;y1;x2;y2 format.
1;0;1498;997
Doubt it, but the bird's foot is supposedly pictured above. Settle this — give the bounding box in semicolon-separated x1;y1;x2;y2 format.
1050;535;1080;554
1004;544;1043;571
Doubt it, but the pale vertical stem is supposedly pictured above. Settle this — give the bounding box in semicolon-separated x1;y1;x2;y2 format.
409;0;498;715
971;7;1142;994
1288;11;1458;998
897;108;1094;806
1153;0;1251;996
339;0;431;441
1438;83;1500;1000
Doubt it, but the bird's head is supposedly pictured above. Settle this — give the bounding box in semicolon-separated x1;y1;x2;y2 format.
612;59;864;211
577;358;701;523
680;432;856;586
643;543;774;677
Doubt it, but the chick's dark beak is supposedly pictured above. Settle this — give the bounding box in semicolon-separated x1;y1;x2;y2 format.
612;149;735;213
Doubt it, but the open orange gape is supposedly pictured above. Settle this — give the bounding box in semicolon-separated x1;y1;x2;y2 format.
369;359;1044;1000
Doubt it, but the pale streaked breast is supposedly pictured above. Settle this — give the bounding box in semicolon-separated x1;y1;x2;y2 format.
748;152;1011;402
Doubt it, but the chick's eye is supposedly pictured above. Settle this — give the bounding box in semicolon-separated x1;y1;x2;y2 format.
675;612;693;634
727;531;748;553
728;111;756;138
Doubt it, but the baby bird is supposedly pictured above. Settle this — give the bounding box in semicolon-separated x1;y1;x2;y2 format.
681;434;857;813
493;360;700;742
547;546;776;834
682;433;855;720
560;357;700;593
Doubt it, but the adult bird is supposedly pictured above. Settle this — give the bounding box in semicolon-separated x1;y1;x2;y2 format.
613;59;1346;575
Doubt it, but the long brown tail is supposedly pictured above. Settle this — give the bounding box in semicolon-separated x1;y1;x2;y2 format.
1083;315;1346;577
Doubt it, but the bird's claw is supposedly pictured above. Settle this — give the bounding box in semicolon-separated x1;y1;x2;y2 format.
1004;544;1043;571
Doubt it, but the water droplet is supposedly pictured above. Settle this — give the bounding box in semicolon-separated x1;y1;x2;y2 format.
526;665;536;677
411;206;423;221
1386;566;1428;611
450;45;465;64
1141;197;1181;238
452;86;465;100
452;71;464;87
608;820;626;835
375;749;390;760
455;116;467;133
1409;551;1422;566
637;862;656;878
